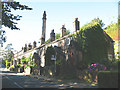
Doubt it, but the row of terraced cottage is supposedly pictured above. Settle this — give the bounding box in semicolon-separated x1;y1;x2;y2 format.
10;11;115;77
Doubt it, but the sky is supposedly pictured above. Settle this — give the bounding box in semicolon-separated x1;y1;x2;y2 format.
2;0;119;51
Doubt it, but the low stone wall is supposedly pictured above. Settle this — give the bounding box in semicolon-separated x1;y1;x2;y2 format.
40;66;55;77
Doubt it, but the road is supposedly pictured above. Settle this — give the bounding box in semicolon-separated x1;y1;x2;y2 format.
1;71;65;89
0;65;97;89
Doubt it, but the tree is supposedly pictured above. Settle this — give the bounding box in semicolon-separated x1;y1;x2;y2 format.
55;33;60;40
0;1;32;47
45;30;71;44
2;43;14;66
5;43;13;50
3;43;14;61
45;33;61;44
1;1;32;30
0;29;6;47
104;22;118;41
104;22;118;59
66;30;70;35
91;18;105;27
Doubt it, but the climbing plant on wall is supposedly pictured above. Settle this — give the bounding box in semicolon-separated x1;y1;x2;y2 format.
72;19;110;65
21;56;27;64
28;53;35;67
45;46;56;66
6;60;10;68
21;53;35;68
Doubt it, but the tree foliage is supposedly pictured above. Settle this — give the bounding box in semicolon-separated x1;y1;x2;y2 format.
104;22;118;41
55;33;60;40
45;33;61;44
90;18;105;27
0;29;6;47
45;30;70;44
21;56;26;64
21;53;35;67
66;30;70;35
2;1;32;30
0;1;32;47
3;43;14;62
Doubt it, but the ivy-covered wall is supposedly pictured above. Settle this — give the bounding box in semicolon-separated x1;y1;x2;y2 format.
71;22;112;66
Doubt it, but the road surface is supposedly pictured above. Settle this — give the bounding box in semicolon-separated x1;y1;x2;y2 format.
0;65;97;89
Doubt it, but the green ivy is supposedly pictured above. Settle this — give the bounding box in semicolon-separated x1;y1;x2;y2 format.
6;60;10;68
21;53;35;68
24;65;28;69
29;61;35;67
17;64;21;68
56;59;62;65
72;19;110;65
45;46;56;66
21;56;27;64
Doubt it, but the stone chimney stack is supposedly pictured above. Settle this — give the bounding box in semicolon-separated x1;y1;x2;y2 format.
41;11;47;45
61;25;66;37
74;18;80;32
50;29;55;42
33;41;37;48
24;44;27;52
28;43;32;50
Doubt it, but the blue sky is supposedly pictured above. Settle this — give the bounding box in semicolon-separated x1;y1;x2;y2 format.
3;1;118;51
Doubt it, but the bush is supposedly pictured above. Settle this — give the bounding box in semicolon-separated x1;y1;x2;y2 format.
14;64;18;68
97;71;119;88
9;65;14;69
6;60;10;68
17;64;21;68
88;63;107;81
24;65;29;69
111;59;120;70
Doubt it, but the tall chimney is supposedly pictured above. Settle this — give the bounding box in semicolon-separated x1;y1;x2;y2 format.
41;11;47;45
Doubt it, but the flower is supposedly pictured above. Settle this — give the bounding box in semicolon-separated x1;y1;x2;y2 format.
88;63;107;72
91;64;94;66
88;66;90;68
104;67;107;70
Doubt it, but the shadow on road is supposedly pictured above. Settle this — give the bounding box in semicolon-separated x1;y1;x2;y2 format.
2;71;15;73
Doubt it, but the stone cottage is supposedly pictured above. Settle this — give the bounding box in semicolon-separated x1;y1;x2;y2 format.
12;11;115;76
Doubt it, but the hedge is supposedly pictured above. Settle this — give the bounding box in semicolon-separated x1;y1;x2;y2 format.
97;71;119;88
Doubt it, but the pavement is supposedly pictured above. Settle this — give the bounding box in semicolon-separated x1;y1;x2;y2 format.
27;74;98;88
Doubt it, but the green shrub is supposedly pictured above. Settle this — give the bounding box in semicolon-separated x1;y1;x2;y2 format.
14;64;18;68
97;71;119;88
6;60;10;68
17;64;21;68
24;65;29;69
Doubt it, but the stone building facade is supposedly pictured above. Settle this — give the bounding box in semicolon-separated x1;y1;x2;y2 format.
12;11;115;76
